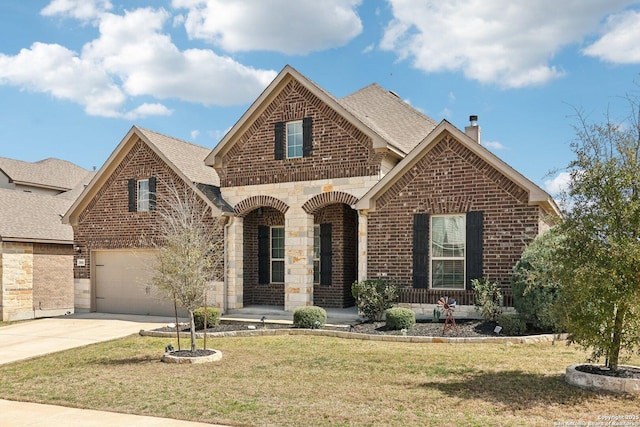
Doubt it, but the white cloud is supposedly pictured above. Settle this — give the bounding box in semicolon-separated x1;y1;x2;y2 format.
439;107;452;118
0;5;277;118
190;129;200;139
41;0;112;21
482;140;506;150
172;0;363;54
583;10;640;63
544;171;572;194
381;0;635;88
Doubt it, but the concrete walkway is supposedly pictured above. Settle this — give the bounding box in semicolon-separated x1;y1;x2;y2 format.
0;312;228;426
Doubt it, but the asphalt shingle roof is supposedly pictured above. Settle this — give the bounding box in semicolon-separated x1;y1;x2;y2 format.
339;83;438;155
0;188;74;242
0;157;90;191
136;127;220;187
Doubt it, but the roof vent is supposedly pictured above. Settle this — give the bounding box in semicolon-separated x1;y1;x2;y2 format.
388;90;400;98
465;115;481;144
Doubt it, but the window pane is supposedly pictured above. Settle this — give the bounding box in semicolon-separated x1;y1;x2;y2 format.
137;180;149;212
287;121;303;158
313;225;320;284
272;260;285;283
313;260;320;284
431;260;465;289
271;227;284;259
431;216;465;257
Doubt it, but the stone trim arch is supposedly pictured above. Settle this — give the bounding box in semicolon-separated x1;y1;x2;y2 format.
234;196;289;217
302;191;359;214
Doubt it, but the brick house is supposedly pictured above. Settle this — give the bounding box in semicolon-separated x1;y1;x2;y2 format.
65;65;559;317
0;157;91;321
63;127;228;316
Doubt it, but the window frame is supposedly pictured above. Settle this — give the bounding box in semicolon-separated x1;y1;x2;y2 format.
137;179;150;212
286;120;304;159
430;214;466;290
270;226;285;283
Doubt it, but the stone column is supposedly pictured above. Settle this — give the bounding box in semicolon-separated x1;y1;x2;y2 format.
284;207;314;311
225;216;244;310
357;211;368;281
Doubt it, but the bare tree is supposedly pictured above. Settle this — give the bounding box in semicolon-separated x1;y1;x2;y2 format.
151;179;224;352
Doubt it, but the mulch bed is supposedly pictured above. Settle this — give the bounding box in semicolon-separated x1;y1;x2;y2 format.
576;364;640;379
155;319;505;338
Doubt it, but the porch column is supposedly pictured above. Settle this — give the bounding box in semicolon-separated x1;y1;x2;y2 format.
358;210;368;281
225;216;244;310
284;207;314;311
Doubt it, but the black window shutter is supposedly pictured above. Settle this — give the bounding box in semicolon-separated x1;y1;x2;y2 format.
274;122;284;160
148;176;156;211
413;213;429;288
302;117;313;157
466;211;484;289
128;179;137;212
258;226;270;284
320;223;332;285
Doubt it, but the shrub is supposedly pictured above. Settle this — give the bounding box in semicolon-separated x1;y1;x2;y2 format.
472;278;503;321
498;314;527;336
385;307;416;330
351;279;398;321
293;306;327;329
193;307;221;330
512;228;563;332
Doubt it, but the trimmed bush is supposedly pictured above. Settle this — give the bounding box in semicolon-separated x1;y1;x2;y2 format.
385;307;416;330
512;228;563;332
293;306;327;329
498;314;527;336
193;307;221;330
472;278;503;321
351;279;398;321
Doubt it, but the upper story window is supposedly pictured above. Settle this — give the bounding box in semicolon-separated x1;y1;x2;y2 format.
431;215;465;290
128;177;156;212
287;121;303;158
137;179;150;212
274;117;313;160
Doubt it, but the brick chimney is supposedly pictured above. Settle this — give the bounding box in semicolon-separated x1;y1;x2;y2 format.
465;115;481;144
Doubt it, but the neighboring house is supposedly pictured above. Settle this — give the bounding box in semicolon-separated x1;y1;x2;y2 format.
0;158;91;321
63;127;228;316
65;65;560;317
0;157;90;195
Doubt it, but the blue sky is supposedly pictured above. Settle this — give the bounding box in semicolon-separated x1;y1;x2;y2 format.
1;0;639;195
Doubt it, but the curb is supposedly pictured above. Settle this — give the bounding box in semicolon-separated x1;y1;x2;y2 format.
140;328;568;344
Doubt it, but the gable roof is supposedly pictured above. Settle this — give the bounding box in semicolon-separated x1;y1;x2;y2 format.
63;126;227;226
205;65;437;168
355;120;561;217
0;188;74;244
0;157;90;192
338;84;437;155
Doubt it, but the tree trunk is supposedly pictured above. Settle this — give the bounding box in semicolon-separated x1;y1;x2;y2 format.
174;296;181;351
608;303;627;371
189;309;197;352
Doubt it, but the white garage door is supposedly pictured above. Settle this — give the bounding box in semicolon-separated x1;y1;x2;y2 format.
94;250;185;316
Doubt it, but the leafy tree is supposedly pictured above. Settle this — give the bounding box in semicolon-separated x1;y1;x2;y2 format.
511;228;563;332
553;99;640;371
151;180;224;352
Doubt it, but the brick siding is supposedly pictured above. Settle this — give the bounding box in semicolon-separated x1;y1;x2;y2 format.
217;79;382;187
367;135;553;301
73;140;225;282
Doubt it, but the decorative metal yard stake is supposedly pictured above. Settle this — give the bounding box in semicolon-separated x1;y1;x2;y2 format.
438;296;458;336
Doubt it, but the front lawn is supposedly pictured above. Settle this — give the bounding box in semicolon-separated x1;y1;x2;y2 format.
0;335;638;426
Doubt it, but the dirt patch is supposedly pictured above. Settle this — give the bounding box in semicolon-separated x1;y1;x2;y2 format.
576;364;640;379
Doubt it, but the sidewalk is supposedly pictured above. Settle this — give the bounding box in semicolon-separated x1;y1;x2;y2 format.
0;399;229;427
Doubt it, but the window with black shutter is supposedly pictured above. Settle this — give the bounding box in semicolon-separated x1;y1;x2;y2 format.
465;211;484;289
320;223;332;285
148;176;156;211
413;213;429;288
258;226;270;284
274;122;284;160
128;179;137;212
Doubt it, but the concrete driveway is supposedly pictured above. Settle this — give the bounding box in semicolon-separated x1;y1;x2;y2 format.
0;312;177;365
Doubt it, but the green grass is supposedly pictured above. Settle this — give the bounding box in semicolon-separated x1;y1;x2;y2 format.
0;335;638;426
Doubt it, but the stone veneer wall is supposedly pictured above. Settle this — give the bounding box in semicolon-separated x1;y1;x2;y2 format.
1;242;74;321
